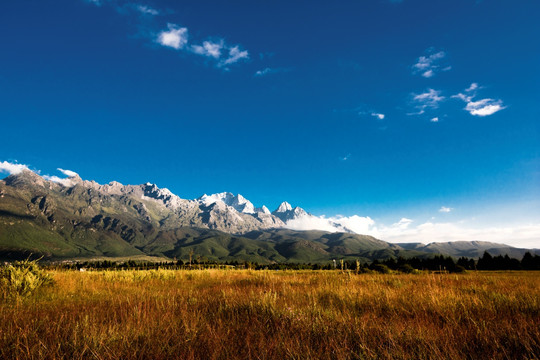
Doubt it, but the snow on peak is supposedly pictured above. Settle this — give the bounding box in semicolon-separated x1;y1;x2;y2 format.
271;202;310;223
199;192;256;214
275;201;292;213
256;205;271;214
292;206;307;217
140;183;184;209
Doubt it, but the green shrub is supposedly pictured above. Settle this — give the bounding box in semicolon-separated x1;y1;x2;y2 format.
0;259;53;299
398;264;416;274
372;264;391;274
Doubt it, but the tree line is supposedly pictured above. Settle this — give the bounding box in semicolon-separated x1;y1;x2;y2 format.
41;251;540;272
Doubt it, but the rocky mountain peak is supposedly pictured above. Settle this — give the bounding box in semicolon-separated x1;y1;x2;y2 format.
140;183;184;210
2;169;47;188
256;205;271;214
272;202;310;223
199;192;256;214
275;201;293;213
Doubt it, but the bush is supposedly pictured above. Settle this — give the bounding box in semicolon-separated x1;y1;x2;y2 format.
371;264;391;274
398;264;416;274
0;259;53;299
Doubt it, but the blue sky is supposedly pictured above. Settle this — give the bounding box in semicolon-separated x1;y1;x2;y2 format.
1;0;539;246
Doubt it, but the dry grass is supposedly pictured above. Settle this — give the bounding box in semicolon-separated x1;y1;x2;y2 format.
1;270;539;359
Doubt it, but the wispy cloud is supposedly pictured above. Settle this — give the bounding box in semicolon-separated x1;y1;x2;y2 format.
356;107;386;121
219;46;249;67
157;24;188;50
439;206;452;213
42;168;80;187
254;67;289;77
452;83;506;117
340;154;351;161
85;0;250;69
58;168;79;178
410;88;445;114
412;48;450;78
155;24;249;67
255;68;273;76
0;161;29;175
191;41;223;59
466;82;479;92
135;4;159;15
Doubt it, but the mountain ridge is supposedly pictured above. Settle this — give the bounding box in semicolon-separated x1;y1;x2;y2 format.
1;170;537;262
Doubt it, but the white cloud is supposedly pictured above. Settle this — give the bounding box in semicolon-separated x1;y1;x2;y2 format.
452;92;472;103
340;154;351;161
285;214;376;234
136;5;159;15
157;24;188;50
42;175;76;187
189;41;248;67
0;161;80;187
371;113;385;120
58;168;79;178
465;98;505;116
283;206;540;249
411;88;445;114
42;168;81;187
414;89;444;104
191;41;223;59
422;69;434;78
285;216;343;233
412;49;449;78
0;161;29;175
86;1;250;69
378;221;540;249
430;117;439;122
332;215;376;234
453;83;505;117
393;218;413;230
466;83;479;92
220;46;249;67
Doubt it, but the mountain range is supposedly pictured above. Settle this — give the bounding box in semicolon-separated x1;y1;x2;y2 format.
0;170;537;263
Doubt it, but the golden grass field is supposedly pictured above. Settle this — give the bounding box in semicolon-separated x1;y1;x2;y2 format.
1;269;539;359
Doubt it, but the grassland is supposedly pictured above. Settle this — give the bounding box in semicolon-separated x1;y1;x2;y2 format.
1;269;539;359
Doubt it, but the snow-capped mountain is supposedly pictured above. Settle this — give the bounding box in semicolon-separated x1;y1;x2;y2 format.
198;192;256;214
0;169;359;236
272;202;309;222
2;169;535;262
271;201;360;233
255;205;271;214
